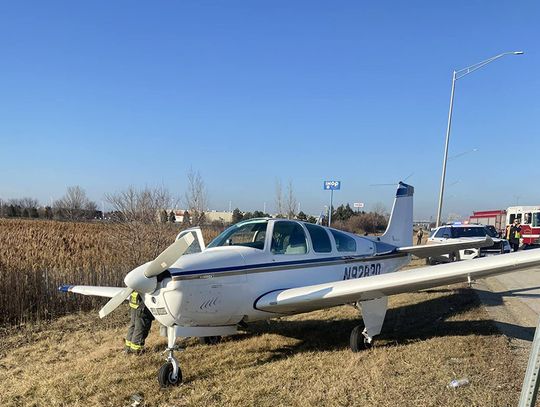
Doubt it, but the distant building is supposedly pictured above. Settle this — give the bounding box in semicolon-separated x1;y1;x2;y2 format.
204;210;233;224
167;209;233;224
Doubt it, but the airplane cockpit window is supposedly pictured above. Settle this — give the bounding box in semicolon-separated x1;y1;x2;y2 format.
330;229;357;252
305;223;331;253
207;220;268;250
271;221;307;255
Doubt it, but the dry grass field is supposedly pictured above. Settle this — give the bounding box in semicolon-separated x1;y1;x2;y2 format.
0;283;524;407
0;219;220;325
0;220;527;406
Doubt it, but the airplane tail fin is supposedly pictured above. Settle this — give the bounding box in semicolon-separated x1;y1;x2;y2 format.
379;182;414;247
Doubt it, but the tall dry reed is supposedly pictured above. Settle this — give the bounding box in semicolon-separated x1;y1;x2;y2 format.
0;219;221;326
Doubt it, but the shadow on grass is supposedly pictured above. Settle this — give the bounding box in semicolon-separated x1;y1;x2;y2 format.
237;288;534;365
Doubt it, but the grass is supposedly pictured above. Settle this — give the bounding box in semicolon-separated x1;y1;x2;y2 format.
0;221;525;406
0;219;221;325
0;280;524;406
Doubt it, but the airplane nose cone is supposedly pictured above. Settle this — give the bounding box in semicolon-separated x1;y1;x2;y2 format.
124;263;157;294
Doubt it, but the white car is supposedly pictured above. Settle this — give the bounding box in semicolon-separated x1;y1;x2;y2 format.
427;223;511;264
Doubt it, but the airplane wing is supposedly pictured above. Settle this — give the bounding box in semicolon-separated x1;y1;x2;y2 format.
255;248;540;314
58;284;126;299
397;236;493;258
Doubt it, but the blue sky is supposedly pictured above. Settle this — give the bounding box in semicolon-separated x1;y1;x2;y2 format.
0;1;538;220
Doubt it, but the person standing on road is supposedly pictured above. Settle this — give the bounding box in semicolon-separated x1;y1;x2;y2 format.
416;228;424;245
507;219;522;252
125;291;154;354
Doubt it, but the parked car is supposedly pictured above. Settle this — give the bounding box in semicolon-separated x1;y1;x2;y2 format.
427;223;511;264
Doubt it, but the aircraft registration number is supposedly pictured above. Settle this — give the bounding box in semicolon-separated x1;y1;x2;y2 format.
343;263;382;280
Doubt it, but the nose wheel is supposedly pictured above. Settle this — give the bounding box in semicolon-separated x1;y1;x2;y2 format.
158;347;182;387
158;361;182;387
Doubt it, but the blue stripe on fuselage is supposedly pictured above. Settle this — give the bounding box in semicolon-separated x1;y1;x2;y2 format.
170;253;400;278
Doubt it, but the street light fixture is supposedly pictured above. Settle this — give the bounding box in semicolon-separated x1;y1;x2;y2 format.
435;51;524;228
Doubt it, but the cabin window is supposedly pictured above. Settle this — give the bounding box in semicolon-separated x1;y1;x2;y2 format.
305;223;332;253
207;220;267;250
271;221;307;255
330;230;357;252
533;213;540;228
523;213;532;225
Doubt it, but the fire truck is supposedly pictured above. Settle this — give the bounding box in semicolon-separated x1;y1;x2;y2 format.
469;210;507;234
506;206;540;247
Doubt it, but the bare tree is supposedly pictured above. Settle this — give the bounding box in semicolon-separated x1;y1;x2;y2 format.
185;168;208;225
274;179;283;217
372;202;388;218
286;180;297;220
54;186;96;221
19;197;40;209
105;185;177;263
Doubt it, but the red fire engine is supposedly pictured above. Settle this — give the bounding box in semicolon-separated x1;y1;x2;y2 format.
506;206;540;247
469;210;507;234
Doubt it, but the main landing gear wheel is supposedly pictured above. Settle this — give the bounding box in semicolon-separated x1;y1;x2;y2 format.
158;362;182;388
199;335;222;345
350;325;373;352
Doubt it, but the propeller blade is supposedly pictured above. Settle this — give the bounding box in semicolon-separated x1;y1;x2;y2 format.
144;233;195;278
98;286;133;319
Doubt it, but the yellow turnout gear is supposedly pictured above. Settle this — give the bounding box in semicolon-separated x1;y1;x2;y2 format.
129;292;140;309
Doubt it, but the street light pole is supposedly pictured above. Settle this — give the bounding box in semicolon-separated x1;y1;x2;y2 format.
435;51;524;228
436;70;456;228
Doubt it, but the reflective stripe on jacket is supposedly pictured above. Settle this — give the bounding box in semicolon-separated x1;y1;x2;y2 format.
129;292;140;309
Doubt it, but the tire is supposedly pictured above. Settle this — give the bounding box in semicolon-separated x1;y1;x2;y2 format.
199;336;222;345
158;362;182;388
350;325;372;352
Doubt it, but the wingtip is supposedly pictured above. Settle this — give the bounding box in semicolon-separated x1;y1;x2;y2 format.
58;284;73;293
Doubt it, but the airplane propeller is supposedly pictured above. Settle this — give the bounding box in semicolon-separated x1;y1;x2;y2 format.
98;233;195;318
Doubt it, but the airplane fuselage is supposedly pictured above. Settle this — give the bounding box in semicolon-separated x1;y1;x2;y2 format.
144;220;411;329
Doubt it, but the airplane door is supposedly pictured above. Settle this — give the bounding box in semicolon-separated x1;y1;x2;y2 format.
176;227;206;253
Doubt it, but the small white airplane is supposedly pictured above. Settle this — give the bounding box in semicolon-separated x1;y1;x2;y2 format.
60;182;540;387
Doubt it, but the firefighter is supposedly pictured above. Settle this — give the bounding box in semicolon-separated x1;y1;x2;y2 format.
507;219;522;252
416;228;424;245
125;291;154;354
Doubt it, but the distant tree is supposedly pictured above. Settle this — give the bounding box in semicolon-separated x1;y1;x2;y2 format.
232;208;243;224
105;185;177;262
181;210;191;227
307;215;317;223
29;207;39;218
242;212;254;221
344;204;354;220
7;205;17;217
185;168;208;226
297;211;307;221
252;210;266;218
372;202;388;218
168;210;176;223
54;186;97;221
285;180;297;219
44;206;53;219
22;208;29;218
274;179;283;217
198;212;206;225
160;209;168;223
334;205;345;221
22;197;39;208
